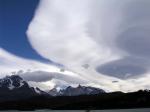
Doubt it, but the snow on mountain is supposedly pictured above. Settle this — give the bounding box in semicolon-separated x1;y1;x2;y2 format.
0;75;25;90
0;74;106;98
0;75;48;96
0;70;109;93
49;85;105;96
12;70;88;91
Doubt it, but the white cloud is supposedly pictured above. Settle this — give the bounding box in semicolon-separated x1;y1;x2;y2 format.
0;48;88;91
0;48;62;75
26;0;150;92
1;48;150;92
27;0;119;90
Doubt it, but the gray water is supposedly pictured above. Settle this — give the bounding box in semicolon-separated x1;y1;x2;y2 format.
2;108;150;112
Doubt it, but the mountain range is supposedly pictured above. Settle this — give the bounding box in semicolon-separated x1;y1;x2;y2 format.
0;75;105;101
0;75;48;102
0;75;150;110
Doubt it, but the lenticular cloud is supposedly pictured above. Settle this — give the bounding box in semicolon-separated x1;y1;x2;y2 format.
27;0;150;91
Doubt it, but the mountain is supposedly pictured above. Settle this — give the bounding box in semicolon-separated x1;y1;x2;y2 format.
0;75;48;102
0;75;105;98
19;70;88;91
0;75;149;110
49;85;105;96
0;90;150;110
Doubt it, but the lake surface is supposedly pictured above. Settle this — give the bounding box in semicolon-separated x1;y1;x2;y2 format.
2;108;150;112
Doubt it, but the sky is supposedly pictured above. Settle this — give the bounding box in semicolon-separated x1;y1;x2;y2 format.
1;0;150;92
0;0;48;61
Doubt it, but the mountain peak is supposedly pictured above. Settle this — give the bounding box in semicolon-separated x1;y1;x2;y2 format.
0;75;27;90
0;75;50;102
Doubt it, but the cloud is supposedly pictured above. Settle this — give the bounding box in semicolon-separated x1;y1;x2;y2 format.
0;48;62;75
96;57;148;79
20;71;87;84
27;0;150;92
0;48;89;91
1;47;150;92
19;70;89;91
117;25;150;58
27;0;120;90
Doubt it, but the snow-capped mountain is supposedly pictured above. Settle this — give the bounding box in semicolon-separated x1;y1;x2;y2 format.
0;74;105;101
0;75;48;102
49;85;105;96
17;70;88;91
0;75;27;90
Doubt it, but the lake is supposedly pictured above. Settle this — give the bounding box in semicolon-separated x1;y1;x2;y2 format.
2;108;150;112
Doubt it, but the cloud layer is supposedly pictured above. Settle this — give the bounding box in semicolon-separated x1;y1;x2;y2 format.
1;47;150;92
0;48;89;91
0;48;54;75
26;0;150;92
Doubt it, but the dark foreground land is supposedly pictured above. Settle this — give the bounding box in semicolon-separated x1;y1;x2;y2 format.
0;90;150;110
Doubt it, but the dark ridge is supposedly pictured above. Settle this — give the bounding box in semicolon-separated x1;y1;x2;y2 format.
0;90;149;110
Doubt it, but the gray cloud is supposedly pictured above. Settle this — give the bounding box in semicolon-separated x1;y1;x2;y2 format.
117;26;150;58
116;0;150;58
123;0;150;25
20;71;87;84
96;0;150;79
96;57;148;79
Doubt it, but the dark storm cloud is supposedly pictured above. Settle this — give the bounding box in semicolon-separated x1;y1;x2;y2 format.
96;57;148;79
